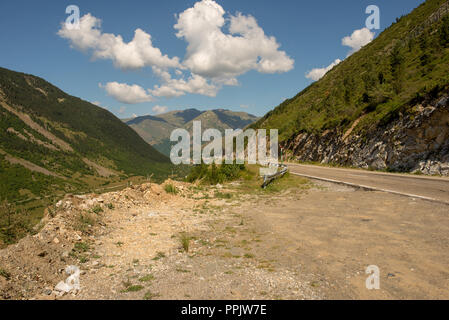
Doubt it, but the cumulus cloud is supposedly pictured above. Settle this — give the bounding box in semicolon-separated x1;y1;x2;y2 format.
150;67;218;98
174;0;294;82
58;1;294;102
305;59;342;81
342;27;375;55
152;105;169;115
58;13;181;70
100;82;153;104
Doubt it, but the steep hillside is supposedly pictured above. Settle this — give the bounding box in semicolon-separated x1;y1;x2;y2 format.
127;109;259;156
0;67;173;205
252;0;449;175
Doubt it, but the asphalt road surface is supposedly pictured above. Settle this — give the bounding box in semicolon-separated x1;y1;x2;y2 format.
288;163;449;205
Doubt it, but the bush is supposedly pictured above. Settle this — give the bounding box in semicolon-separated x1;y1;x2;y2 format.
186;162;246;185
179;233;190;253
164;184;178;195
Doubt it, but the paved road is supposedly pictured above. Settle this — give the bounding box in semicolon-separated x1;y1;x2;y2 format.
288;163;449;205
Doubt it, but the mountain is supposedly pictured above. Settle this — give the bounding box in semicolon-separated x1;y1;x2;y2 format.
252;0;449;175
0;67;173;204
126;109;260;156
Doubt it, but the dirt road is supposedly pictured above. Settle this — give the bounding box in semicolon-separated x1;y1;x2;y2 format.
288;163;449;204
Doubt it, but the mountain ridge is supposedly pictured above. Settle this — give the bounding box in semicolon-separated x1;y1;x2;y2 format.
126;108;260;156
0;67;173;205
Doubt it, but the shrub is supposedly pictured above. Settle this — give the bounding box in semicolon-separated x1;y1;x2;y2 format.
91;205;103;214
164;184;178;195
179;233;190;253
186;162;246;185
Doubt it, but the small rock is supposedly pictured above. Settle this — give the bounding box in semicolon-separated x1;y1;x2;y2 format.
53;237;60;244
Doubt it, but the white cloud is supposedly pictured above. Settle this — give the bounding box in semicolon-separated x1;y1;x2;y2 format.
150;67;218;98
118;106;127;114
305;59;342;81
342;27;375;55
58;13;181;70
58;1;294;101
174;0;294;81
100;82;153;104
152;105;169;115
240;104;249;109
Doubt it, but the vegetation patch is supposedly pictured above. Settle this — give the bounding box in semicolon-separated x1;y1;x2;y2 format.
0;267;11;280
187;162;247;185
152;251;166;261
179;233;191;253
164;184;178;195
123;284;144;292
69;242;90;263
139;274;155;282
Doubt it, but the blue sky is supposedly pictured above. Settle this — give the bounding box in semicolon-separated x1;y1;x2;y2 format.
0;0;424;118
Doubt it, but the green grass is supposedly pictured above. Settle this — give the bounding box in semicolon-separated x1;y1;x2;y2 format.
123;285;144;292
139;274;155;282
91;205;103;214
235;165;310;195
0;199;34;247
215;191;232;199
186;162;247;185
74;212;97;233
164;184;178;195
143;290;160;300
69;242;90;263
179;233;191;253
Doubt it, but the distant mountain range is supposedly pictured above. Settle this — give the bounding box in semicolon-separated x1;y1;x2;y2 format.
125;109;260;156
0;67;173;203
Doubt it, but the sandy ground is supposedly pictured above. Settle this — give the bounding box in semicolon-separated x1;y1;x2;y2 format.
1;176;448;300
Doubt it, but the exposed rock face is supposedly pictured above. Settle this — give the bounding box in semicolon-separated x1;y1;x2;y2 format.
284;96;449;175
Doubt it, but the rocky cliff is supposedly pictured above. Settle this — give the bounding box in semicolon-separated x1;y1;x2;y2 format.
284;95;449;175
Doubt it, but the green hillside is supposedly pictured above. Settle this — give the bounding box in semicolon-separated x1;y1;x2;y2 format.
0;67;173;204
252;0;449;142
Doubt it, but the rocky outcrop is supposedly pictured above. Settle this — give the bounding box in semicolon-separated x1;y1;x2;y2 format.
284;96;449;175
